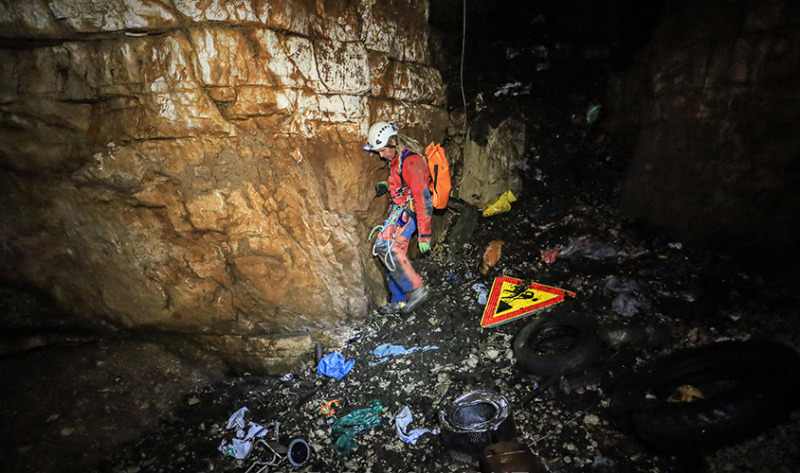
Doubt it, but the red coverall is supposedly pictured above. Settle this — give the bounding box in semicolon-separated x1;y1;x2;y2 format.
374;149;433;303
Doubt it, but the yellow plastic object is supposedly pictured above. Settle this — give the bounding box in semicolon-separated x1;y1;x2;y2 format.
482;190;517;217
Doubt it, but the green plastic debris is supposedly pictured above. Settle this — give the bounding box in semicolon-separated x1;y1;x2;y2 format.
586;104;602;124
331;399;383;457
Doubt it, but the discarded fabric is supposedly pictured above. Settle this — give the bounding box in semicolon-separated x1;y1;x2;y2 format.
586;104;602;123
218;407;271;459
482;191;516;217
472;283;488;305
558;237;619;260
317;351;355;379
481;240;504;274
371;343;439;364
541;247;561;264
331;399;383;457
612;293;650;318
605;276;639;294
395;406;437;444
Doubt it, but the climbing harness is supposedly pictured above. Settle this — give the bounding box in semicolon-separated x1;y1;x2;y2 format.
368;149;420;272
370;204;413;272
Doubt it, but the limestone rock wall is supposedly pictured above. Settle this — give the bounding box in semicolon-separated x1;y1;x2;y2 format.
607;0;800;258
0;0;447;372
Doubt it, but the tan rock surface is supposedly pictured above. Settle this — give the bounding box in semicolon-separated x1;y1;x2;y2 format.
0;0;448;372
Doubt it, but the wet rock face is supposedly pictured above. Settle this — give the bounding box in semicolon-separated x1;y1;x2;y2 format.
0;0;448;372
608;0;800;259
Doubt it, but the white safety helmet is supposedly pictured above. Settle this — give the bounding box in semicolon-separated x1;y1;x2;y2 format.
364;121;398;151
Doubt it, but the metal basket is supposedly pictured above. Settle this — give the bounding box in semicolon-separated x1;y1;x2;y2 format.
439;390;516;463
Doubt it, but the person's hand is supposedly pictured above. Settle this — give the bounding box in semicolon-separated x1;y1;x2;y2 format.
418;241;431;254
375;181;389;197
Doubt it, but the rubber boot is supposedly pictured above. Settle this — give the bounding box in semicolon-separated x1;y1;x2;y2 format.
402;285;429;314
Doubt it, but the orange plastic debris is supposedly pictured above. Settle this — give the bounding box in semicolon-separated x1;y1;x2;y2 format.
482;240;505;275
541;248;562;264
319;399;341;415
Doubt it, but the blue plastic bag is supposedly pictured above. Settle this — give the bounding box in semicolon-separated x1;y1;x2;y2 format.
317;351;355;379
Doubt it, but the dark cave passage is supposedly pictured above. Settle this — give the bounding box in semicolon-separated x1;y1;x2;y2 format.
1;1;799;472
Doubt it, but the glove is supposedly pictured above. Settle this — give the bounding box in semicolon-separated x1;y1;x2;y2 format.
418;241;431;254
375;181;389;197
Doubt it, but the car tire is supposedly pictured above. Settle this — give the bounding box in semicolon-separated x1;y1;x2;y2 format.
610;340;800;453
512;314;605;377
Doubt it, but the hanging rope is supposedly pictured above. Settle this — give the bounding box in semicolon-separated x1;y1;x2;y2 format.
460;0;468;129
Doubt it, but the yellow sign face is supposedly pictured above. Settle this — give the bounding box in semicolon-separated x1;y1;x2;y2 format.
481;276;576;327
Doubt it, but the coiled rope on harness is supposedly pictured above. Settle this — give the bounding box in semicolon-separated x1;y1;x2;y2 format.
369;204;408;272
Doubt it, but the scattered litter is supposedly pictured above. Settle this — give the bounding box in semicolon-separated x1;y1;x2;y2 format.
317;351;355;379
612;293;650;318
493;82;531;97
668;242;683;250
667;385;705;403
593;456;612;467
480;441;545;473
319;399;341;416
605;276;640;293
446;273;460;281
472;283;488;305
187;396;200;405
314;343;323;364
395;406;437;444
558;237;620;260
482;191;517;217
280;373;294;382
218;407;272;460
439;390;515;463
586;104;602;123
371;343;439;364
541;247;562;264
331;400;383;457
482;240;505;274
245;434;311;472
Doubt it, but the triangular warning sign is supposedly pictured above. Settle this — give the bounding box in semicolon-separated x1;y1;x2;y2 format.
481;276;576;328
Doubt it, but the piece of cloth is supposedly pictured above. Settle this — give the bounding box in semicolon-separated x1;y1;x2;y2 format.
612;293;650;318
395;406;437;444
317;351;355;379
218;407;271;459
371;343;439;364
331;400;383;457
472;283;488;305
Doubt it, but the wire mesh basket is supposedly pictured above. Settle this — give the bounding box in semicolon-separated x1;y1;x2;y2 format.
439;389;516;463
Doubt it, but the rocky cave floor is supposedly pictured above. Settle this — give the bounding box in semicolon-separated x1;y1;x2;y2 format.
4;31;800;473
3;157;800;473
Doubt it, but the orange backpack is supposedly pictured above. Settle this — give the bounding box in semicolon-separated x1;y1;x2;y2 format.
424;142;451;209
399;142;452;210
